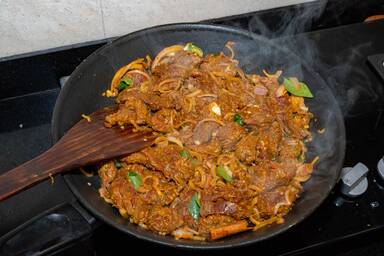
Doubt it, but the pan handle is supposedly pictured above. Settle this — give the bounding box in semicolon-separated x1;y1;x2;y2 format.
0;201;98;255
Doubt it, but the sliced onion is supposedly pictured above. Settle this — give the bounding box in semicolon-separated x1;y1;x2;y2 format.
151;45;184;69
263;69;282;78
225;41;235;59
197;94;217;98
186;89;202;98
110;58;147;94
195;118;224;126
167;136;184;148
127;69;151;81
275;85;287;97
254;85;268;95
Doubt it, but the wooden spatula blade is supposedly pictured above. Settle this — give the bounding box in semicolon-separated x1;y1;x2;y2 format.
0;108;157;201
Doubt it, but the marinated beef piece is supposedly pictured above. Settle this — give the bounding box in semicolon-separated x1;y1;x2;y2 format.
140;91;183;110
217;89;245;114
105;96;150;127
256;186;292;217
122;70;150;88
200;54;239;76
99;42;314;240
150;108;177;133
122;152;148;165
200;199;237;217
235;134;259;164
146;206;183;234
98;161;117;187
249;161;296;191
279;138;303;159
192;120;220;145
98;161;117;202
216;122;246;151
240;105;273;127
142;144;194;184
152;50;201;80
189;139;222;156
184;72;220;94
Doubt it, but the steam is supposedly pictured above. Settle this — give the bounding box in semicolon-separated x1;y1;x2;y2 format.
248;1;326;39
240;1;352;184
246;0;382;117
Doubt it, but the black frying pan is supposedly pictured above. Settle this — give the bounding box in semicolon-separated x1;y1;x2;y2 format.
51;23;345;249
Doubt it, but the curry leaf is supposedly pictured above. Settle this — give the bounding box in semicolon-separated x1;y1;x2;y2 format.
188;194;201;220
180;150;190;159
216;165;233;182
127;171;141;190
184;43;203;57
191;159;200;168
234;113;245;126
297;153;305;163
284;77;313;98
114;159;122;169
118;77;133;91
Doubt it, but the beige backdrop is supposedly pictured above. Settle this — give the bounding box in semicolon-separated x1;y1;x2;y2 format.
0;0;313;58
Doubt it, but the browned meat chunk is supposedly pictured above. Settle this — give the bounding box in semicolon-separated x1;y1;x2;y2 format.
184;72;220;94
98;161;117;187
279;138;303;159
240;105;274;127
152;50;201;79
105;96;150;127
256;186;290;217
217;90;245;114
122;152;149;165
235;134;258;164
99;43;314;241
150;108;177;132
140;92;183;111
200;199;237;217
250;162;296;191
142;144;193;184
189;139;222;156
146;206;184;234
216;122;246;151
200;54;239;76
192;121;220;145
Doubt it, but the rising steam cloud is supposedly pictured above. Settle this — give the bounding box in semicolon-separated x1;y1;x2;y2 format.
245;0;383;117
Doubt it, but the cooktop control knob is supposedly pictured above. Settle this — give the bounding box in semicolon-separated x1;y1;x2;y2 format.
377;157;384;180
340;162;369;197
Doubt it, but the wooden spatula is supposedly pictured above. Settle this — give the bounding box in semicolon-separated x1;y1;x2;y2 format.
0;107;157;201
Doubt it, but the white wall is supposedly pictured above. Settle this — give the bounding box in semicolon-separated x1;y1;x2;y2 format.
0;0;314;58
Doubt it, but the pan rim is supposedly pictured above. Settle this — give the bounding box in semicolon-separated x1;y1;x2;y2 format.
51;22;345;249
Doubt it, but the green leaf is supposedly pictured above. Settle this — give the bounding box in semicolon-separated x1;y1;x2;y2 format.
184;43;203;57
114;159;122;169
191;159;200;168
188;194;201;220
127;171;142;190
284;77;313;98
216;165;233;182
180;150;190;159
234;113;245;126
297;153;305;163
118;77;133;91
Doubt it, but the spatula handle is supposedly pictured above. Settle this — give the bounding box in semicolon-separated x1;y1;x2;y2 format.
0;144;72;201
